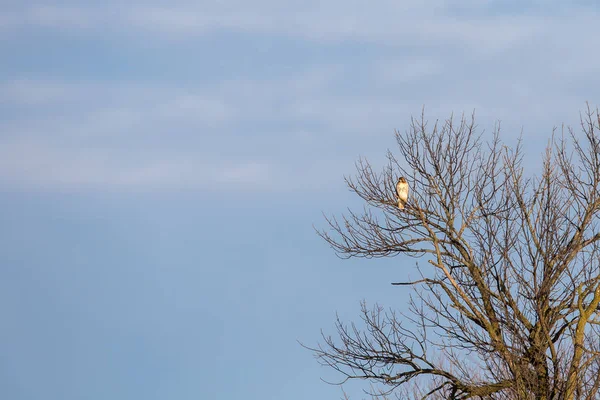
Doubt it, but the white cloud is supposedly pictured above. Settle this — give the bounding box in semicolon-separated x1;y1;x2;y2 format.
1;48;598;192
375;58;443;84
0;136;273;191
0;71;339;192
1;1;599;193
2;2;596;53
218;162;271;185
0;80;84;105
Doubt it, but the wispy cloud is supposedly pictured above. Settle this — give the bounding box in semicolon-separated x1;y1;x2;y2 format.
0;73;335;191
0;135;273;191
4;2;597;49
1;1;599;193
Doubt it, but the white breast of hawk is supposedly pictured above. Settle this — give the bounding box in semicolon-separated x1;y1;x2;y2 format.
395;177;409;210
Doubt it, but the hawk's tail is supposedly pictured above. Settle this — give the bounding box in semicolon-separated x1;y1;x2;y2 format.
398;200;404;210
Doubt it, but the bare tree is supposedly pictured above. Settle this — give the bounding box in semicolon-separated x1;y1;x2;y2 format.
311;106;600;399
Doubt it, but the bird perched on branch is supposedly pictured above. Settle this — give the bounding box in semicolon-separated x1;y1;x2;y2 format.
395;177;409;209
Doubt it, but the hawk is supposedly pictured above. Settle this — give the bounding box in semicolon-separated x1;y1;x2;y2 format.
395;177;408;210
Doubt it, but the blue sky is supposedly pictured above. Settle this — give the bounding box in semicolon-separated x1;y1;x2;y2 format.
1;1;599;399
